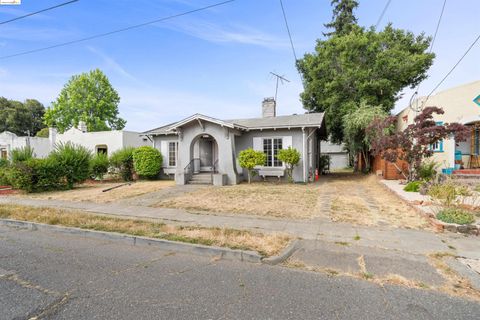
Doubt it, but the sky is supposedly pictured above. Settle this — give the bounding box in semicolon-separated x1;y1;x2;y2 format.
1;0;480;132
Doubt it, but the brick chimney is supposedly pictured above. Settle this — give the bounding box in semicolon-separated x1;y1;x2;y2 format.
262;97;276;118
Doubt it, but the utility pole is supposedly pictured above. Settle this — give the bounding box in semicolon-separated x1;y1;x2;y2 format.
270;72;290;102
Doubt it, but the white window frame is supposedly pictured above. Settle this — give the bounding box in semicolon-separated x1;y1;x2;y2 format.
168;141;178;167
262;137;283;168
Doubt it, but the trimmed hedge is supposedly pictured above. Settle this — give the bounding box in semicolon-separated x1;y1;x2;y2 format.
7;158;66;192
133;146;162;179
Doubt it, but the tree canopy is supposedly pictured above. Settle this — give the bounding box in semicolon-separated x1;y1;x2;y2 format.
0;97;46;136
343;102;386;171
297;1;435;143
44;69;126;133
323;0;358;37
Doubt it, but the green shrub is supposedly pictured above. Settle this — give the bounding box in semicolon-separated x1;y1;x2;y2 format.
238;148;266;184
11;146;34;163
0;165;12;186
90;153;109;180
277;147;301;183
132;146;162;179
418;160;438;182
110;147;136;181
50;142;92;189
8;162;34;192
404;181;422;192
428;181;471;207
27;158;65;191
0;158;9;168
436;208;475;225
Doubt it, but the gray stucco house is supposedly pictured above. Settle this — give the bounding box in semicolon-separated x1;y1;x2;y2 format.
143;98;326;185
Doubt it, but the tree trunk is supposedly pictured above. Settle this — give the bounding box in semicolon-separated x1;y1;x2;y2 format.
247;170;251;184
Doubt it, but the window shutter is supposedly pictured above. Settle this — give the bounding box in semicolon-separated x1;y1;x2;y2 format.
253;137;262;151
160;141;168;167
283;136;292;149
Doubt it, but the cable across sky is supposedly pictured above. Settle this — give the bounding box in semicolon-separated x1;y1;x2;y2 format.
0;0;236;60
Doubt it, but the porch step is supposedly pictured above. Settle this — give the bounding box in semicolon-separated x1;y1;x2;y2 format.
188;173;212;185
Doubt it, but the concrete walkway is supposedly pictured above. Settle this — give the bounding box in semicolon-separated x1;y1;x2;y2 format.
1;196;478;260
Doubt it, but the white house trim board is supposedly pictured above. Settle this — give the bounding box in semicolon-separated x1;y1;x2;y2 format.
166;114;247;132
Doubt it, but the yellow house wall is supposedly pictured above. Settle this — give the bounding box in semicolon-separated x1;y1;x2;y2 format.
396;80;480;169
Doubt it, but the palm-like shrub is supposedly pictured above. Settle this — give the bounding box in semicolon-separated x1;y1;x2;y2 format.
277;147;301;183
90;153;109;180
132;146;162;179
238;148;266;184
11;146;34;163
50;142;92;189
110;147;136;181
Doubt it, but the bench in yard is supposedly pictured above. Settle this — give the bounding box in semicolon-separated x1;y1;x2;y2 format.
258;169;285;182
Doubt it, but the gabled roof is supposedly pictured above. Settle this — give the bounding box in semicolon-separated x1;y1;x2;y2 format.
143;112;325;135
228;113;324;130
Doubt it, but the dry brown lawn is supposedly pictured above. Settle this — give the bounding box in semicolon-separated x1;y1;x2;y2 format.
328;174;431;229
154;183;320;219
0;204;291;257
18;180;175;203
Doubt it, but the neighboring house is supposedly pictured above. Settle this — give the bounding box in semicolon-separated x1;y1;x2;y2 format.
0;122;149;160
320;141;349;170
143;98;327;185
396;80;480;173
0;131;51;159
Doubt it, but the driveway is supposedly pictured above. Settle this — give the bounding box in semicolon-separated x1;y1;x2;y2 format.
2;225;479;320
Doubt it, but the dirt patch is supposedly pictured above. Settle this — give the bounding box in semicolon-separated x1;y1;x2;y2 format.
154;183;320;219
326;174;431;229
0;204;292;257
16;180;175;203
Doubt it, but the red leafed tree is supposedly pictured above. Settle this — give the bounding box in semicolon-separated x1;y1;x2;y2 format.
367;107;469;181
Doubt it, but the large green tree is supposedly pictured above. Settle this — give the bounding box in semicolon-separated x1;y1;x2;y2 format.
0;97;46;136
297;3;434;143
44;69;126;133
343;102;386;171
323;0;358;37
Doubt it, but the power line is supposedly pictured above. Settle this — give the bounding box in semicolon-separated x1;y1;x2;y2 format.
409;0;447;112
0;0;235;60
375;0;392;29
429;0;447;53
422;32;480;107
279;0;298;62
0;0;79;25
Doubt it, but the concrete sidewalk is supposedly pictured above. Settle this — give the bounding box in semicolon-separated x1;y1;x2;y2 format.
1;196;478;260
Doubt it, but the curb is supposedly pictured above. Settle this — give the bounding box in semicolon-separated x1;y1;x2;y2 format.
261;239;300;265
0;219;263;263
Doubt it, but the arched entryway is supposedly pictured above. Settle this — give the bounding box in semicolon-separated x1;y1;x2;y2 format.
190;134;219;173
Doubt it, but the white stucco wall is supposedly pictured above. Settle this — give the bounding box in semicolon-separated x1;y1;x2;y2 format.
396;80;480;169
0;131;51;159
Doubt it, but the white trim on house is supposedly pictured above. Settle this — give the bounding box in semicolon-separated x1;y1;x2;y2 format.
166;114;248;132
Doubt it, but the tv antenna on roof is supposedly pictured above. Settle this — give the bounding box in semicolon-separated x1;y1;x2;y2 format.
270;72;290;102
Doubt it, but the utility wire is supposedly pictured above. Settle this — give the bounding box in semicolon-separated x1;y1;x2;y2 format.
422;32;480;107
375;0;392;29
409;0;447;111
279;0;298;62
0;0;79;25
0;0;235;60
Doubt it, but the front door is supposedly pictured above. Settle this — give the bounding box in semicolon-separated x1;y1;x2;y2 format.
199;138;213;171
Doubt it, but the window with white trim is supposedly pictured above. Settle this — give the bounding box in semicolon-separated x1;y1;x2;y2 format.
263;138;283;167
168;142;177;167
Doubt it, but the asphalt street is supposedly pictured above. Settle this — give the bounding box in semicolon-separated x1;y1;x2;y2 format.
1;225;479;320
